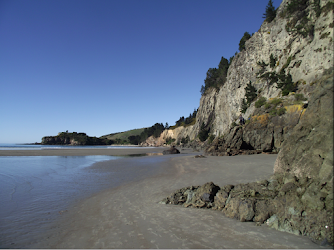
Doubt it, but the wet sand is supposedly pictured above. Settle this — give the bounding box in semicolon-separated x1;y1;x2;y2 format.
0;146;167;156
30;152;324;249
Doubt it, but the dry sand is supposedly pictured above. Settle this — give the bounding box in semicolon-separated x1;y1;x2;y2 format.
28;150;324;249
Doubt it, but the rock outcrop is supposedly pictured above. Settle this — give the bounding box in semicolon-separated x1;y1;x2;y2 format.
162;146;180;155
162;68;334;245
273;69;333;182
162;176;333;245
205;98;308;156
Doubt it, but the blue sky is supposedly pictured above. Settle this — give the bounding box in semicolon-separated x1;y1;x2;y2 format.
0;0;282;143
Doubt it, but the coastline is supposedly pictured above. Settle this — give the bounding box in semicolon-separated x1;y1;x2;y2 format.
29;153;324;249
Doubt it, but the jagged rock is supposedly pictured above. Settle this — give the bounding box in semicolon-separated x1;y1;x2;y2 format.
162;169;333;244
162;146;180;155
238;199;255;222
204;102;306;156
187;182;220;208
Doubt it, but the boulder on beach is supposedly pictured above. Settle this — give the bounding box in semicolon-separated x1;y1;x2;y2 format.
162;146;180;155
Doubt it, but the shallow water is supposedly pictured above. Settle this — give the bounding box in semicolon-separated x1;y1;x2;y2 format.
0;152;176;248
0;155;126;248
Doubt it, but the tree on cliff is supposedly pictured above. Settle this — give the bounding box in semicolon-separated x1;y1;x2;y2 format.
240;81;257;113
198;122;209;142
263;0;276;23
238;32;251;51
200;56;231;95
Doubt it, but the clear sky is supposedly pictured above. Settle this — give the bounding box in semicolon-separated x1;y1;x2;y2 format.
0;0;282;143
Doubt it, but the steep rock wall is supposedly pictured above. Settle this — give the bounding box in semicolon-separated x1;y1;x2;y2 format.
141;125;196;147
142;0;333;147
192;0;333;139
274;69;333;181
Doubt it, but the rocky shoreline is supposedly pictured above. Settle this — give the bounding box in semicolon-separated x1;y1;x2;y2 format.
162;70;334;246
161;175;332;246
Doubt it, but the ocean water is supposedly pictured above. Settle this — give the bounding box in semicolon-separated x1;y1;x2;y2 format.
0;155;124;247
0;145;167;248
0;143;143;150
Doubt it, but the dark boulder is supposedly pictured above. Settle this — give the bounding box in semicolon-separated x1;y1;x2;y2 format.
162;146;180;155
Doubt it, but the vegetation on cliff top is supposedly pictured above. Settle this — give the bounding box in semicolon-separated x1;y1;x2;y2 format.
199;0;278;97
263;0;277;23
101;128;146;144
128;123;166;145
200;56;232;96
170;109;198;129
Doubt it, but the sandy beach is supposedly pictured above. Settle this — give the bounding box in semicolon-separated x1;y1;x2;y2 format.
22;148;325;249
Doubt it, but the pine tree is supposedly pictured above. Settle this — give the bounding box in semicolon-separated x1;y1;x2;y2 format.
263;0;276;23
244;81;257;104
239;32;251;51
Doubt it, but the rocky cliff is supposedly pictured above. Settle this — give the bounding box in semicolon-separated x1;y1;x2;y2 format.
194;0;333;138
145;0;332;147
162;68;333;245
159;0;333;245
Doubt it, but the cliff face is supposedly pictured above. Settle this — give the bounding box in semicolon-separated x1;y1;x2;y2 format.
141;125;196;147
145;0;333;146
274;69;333;181
159;0;333;244
194;0;333;138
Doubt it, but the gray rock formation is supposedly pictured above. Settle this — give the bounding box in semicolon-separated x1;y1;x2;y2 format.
162;146;180;155
146;0;333;147
204;95;307;155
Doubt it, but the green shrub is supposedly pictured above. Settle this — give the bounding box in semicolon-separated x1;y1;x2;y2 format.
270;98;282;106
181;136;189;144
269;107;286;116
240;98;248;113
269;109;277;116
165;137;175;145
277;107;286;116
264;103;271;109
231;122;237;128
270;54;277;68
277;69;296;96
255;97;267;108
295;93;307;101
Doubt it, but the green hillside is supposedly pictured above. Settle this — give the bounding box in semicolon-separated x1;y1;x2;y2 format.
100;128;146;144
